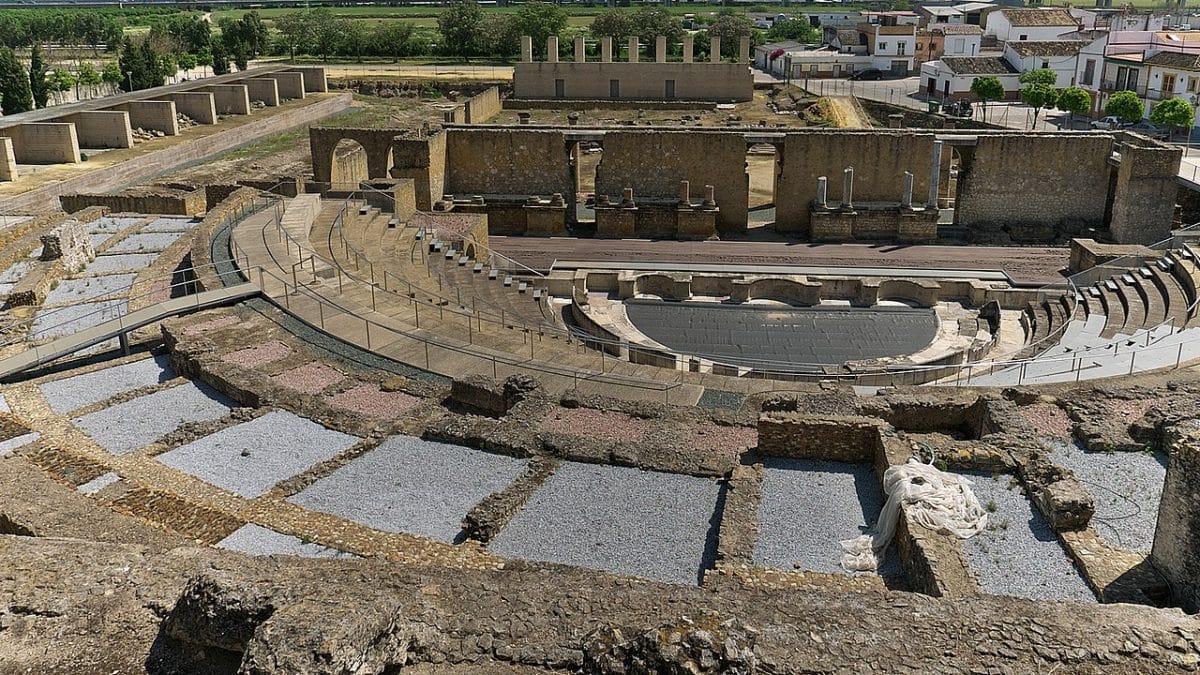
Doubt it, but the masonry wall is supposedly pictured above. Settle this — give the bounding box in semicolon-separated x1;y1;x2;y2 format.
270;72;306;99
166;93;218;125
1152;424;1200;613
290;67;328;93
60;189;206;216
1109;138;1181;245
331;143;369;185
444;128;572;198
463;86;502;124
0;137;16;181
596;130;748;234
955;134;1113;237
392;131;446;210
109;101;179;135
513;62;753;102
56;111;133;149
775;131;936;237
7;123;80;163
240;78;280;106
200;85;251;115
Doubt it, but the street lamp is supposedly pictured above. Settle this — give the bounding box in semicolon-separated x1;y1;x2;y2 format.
125;71;133;92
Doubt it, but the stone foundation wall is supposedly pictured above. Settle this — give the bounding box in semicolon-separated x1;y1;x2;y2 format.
462;86;502;124
810;207;939;243
60;188;206;216
1151;421;1200;613
756;414;885;462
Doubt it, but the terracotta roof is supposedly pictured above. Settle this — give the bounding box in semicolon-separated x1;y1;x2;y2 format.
1144;51;1200;71
875;25;916;35
941;56;1019;74
935;24;984;35
998;8;1077;27
1006;40;1085;57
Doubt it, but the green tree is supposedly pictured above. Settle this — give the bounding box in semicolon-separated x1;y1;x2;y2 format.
766;18;819;43
340;20;368;63
77;61;101;87
707;14;752;60
310;8;348;63
28;43;47;108
1151;96;1195;139
210;40;230;75
1056;86;1091;129
0;46;33;114
481;14;519;60
589;9;631;41
176;51;197;76
369;21;417;61
46;67;74;104
969;75;1004;122
273;11;312;62
1019;69;1058;126
100;61;121;88
1105;90;1144;124
511;3;566;60
438;0;485;59
629;8;683;46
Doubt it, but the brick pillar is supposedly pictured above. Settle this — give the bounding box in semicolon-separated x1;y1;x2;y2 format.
601;36;613;63
683;34;694;63
739;36;751;64
710;37;722;63
520;36;533;62
628;36;639;63
575;36;586;63
656;35;667;63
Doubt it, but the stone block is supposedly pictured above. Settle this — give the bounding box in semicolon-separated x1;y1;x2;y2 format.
595;208;636;239
8;123;80;164
57;111;133;149
268;71;306;99
199;85;251;115
0;137;15;181
288;66;327;93
525;204;568;235
166;92;218;125
110;101;179;136
1032;478;1095;532
756;413;885;462
40;219;95;269
240;78;280;106
1151;421;1200;612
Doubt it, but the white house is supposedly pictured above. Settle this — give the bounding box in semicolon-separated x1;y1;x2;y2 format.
1072;30;1110;116
865;23;918;74
984;8;1080;43
1143;51;1200;125
1002;40;1086;87
920;56;1020;99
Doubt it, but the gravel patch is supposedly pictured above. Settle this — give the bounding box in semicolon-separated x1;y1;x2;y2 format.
31;299;127;340
325;383;420;418
690;423;757;454
158;410;359;498
540;407;650;444
89;217;142;233
0;261;31;284
218;523;352;558
697;389;745;410
289;435;528;543
140;217;199;233
77;471;120;495
0;432;40;457
40;354;174;413
489;462;720;585
273;362;344;395
1046;440;1166;554
89;233;114;250
83;253;159;275
42;274;135;306
755;458;901;577
72;381;232;456
958;471;1095;602
221;341;293;369
106;232;184;254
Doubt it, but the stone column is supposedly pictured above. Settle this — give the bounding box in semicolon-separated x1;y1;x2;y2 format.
520;36;533;62
621;187;636;207
629;36;640;63
815;176;828;209
710;37;722;63
901;171;913;208
0;137;16;182
547;36;559;63
656;35;667;63
1152;423;1200;613
575;36;586;63
929;140;943;209
739;36;751;64
703;185;716;208
601;37;613;63
683;34;694;63
678;180;691;205
842;167;854;210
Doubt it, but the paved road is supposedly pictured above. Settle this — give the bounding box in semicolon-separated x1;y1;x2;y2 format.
489;237;1071;284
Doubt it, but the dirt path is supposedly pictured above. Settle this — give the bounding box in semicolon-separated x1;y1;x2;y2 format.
824;96;870;129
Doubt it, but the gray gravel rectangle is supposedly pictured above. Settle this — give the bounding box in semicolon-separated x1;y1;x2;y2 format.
77;471;120;495
218;523;352;558
1047;441;1166;554
141;217;199;233
489;462;720;586
84;254;158;275
40;354;175;414
755;458;901;576
72;381;232;456
90;234;113;250
289;436;528;544
157;410;359;498
31;299;127;340
43;274;135;306
107;232;183;253
0;261;30;284
958;471;1096;602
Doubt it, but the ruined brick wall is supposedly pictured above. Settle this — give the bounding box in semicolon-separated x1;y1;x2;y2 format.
596;130;748;235
330;142;368;186
810;208;938;242
1151;422;1200;613
392;131;446;211
775;131;936;237
1109;137;1182;245
443;128;572;198
309;127;405;187
955;134;1112;238
60;188;206;216
513;62;753;102
756;414;885;462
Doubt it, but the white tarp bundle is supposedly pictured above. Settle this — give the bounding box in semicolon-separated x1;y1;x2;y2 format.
839;458;989;572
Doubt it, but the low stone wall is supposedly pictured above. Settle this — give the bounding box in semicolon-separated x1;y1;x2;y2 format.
756;413;885;462
463;86;502;124
8;208;105;307
189;187;273;292
502;99;719;111
60;188;206;216
810;207;939;243
1068;238;1156;273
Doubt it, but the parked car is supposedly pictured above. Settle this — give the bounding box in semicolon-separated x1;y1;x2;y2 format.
1123;120;1170;140
850;69;885;81
1089;115;1123;130
941;99;973;118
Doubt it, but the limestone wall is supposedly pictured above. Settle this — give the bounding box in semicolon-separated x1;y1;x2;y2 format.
40;218;94;268
166;93;218;125
1109;137;1182;245
0;137;15;181
391;131;446;210
199;85;251;115
60;188;206;216
513;62;752;102
56;111;133;149
444;128;572;198
757;414;886;462
955;134;1112;238
775;131;936;236
6;123;80;164
269;72;306;99
289;66;328;93
1151;422;1200;613
109;101;178;135
463;86;502;124
240;78;280;106
596;130;748;234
